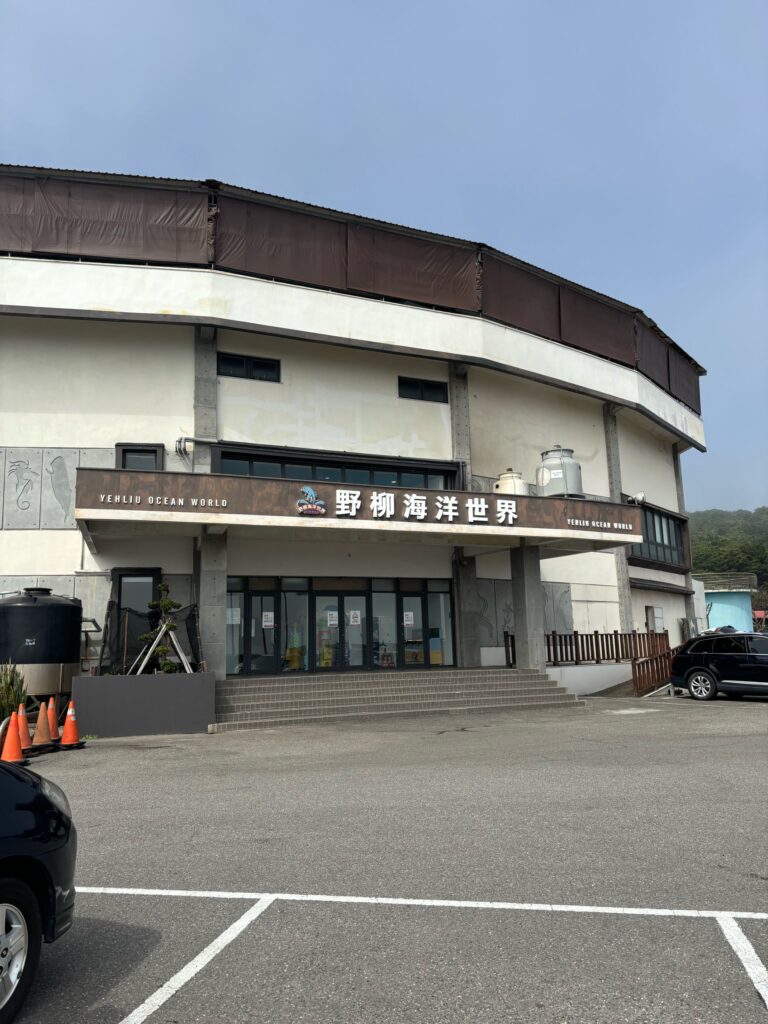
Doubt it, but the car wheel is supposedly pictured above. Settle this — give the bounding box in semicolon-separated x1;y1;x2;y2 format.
0;879;42;1024
687;670;717;701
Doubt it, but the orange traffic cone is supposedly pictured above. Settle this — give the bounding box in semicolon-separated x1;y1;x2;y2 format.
17;703;33;751
60;701;85;750
47;699;61;742
31;701;54;750
1;712;29;765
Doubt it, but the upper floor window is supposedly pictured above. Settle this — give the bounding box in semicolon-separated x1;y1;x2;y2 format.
214;448;454;490
217;352;280;383
630;507;687;568
398;377;448;403
116;444;165;471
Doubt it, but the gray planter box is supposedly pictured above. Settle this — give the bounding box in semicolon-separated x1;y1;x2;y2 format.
72;673;215;737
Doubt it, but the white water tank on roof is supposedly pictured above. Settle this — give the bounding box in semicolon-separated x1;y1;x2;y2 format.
493;469;530;496
535;446;584;498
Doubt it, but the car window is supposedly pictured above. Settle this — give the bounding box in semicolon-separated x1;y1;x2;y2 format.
712;635;746;654
747;635;768;655
689;637;714;654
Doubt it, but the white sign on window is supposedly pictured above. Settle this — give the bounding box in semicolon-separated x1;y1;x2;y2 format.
403;611;415;626
349;609;362;626
327;610;339;627
261;611;274;629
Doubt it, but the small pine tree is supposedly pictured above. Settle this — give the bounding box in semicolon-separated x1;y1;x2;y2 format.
0;661;26;719
138;582;183;673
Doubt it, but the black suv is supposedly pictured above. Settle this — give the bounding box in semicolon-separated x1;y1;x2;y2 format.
0;761;77;1024
671;632;768;700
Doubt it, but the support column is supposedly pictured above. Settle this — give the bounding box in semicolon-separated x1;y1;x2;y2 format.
193;325;218;474
450;361;482;667
673;443;698;626
509;544;546;671
603;402;634;631
197;529;228;680
453;549;482;668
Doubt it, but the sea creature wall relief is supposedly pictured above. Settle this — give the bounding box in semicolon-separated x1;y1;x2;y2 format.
41;449;78;529
8;459;38;511
47;455;73;520
3;449;43;529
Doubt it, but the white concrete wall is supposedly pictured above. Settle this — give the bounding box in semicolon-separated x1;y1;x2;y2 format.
216;329;452;460
226;536;453;578
0;315;195;450
542;552;621;633
468;368;610;495
0;530;84;575
1;258;706;449
82;538;194;576
617;411;680;511
629;588;687;647
549;663;633;695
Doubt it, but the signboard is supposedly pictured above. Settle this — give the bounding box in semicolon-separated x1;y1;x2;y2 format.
403;611;415;627
261;611;274;629
349;609;362;626
75;469;642;541
327;611;339;627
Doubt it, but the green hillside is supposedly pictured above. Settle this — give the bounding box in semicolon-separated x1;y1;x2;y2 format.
688;507;768;589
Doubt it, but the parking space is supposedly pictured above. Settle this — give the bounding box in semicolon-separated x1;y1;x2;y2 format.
21;697;768;1022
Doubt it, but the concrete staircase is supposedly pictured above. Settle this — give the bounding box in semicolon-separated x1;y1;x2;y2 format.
209;668;585;732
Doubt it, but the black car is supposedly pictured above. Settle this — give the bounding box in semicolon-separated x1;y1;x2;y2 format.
671;632;768;700
0;760;77;1024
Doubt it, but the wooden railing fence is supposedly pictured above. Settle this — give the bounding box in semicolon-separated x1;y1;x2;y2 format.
503;629;670;669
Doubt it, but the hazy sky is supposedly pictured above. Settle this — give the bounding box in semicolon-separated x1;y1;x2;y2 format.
1;0;766;511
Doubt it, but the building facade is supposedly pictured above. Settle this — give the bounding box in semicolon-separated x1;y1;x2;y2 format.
0;167;706;691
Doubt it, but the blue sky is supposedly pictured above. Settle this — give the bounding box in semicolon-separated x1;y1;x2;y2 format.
1;0;766;510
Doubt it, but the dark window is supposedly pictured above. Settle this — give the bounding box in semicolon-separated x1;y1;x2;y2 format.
284;464;313;480
116;444;165;471
398;377;448;403
747;636;768;655
712;636;746;654
215;449;455;489
218;352;280;383
112;567;161;615
689;637;715;654
630;507;687;568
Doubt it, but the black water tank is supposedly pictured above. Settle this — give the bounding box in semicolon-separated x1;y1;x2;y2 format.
0;589;82;665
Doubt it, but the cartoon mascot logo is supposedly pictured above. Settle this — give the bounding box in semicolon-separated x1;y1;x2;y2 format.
296;485;327;516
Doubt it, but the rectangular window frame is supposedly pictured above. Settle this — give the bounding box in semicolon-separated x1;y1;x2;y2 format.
211;444;458;490
398;376;449;404
115;444;165;471
217;352;281;383
627;502;690;573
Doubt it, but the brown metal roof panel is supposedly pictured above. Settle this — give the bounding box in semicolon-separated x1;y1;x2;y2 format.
481;255;560;341
347;225;480;310
559;287;636;367
215;196;347;290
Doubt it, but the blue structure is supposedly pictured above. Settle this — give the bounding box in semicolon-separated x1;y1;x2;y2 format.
696;573;757;632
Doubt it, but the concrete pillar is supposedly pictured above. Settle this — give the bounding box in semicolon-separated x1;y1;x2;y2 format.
453;549;482;668
193;326;218;474
673;443;698;625
603;402;634;631
509;544;546;671
197;529;228;680
449;362;471;488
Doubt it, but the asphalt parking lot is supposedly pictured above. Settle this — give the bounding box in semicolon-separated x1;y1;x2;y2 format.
19;693;768;1023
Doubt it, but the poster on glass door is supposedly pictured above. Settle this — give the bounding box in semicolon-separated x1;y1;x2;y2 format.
403;611;415;627
327;610;339;627
261;611;274;628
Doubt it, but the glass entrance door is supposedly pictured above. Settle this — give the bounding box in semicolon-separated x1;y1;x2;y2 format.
343;595;367;668
315;595;340;670
400;595;426;667
248;593;278;674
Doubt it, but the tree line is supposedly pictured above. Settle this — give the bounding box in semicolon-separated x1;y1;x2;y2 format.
689;507;768;600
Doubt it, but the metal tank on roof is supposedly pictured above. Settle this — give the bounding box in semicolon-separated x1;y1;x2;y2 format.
535;446;584;498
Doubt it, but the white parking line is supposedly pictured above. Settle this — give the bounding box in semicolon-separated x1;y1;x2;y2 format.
716;914;768;1011
75;886;768;1022
77;885;768;920
117;896;275;1024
